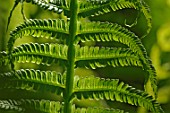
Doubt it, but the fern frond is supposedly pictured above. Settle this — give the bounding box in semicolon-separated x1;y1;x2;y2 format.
26;0;70;14
73;76;164;113
0;99;23;112
76;22;149;65
76;21;137;44
79;0;136;17
75;46;142;69
140;0;152;38
78;0;152;36
8;19;69;53
76;21;157;98
0;99;64;113
0;51;9;66
0;69;65;95
19;99;63;113
74;106;127;113
10;43;68;66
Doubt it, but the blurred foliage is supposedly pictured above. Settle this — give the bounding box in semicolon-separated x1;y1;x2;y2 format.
0;0;170;112
148;0;170;112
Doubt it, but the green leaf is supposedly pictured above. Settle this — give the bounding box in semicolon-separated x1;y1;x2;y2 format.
8;19;69;53
0;69;65;96
79;0;137;17
0;100;23;112
0;99;64;113
19;99;63;113
75;46;142;69
29;0;62;13
76;21;157;98
73;76;164;113
10;43;68;66
140;0;152;38
78;0;152;37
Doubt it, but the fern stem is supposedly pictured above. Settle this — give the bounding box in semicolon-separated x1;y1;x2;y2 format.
64;0;78;112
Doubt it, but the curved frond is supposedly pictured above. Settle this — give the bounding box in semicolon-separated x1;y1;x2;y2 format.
10;43;68;66
19;99;63;113
140;0;152;38
74;106;127;113
0;100;23;112
76;21;157;98
78;0;152;36
73;76;164;113
79;0;137;17
0;99;64;113
75;46;142;69
8;19;69;53
76;22;147;61
15;0;69;14
26;0;70;14
0;69;65;96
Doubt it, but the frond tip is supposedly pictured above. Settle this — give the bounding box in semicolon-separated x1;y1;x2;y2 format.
73;76;164;113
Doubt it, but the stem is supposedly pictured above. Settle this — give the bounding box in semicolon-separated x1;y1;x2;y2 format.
64;0;78;112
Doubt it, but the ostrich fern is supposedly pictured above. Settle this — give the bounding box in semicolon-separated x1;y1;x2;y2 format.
0;0;164;113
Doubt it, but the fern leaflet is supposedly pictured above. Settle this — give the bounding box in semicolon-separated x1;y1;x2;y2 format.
0;100;23;112
0;69;65;96
8;19;69;53
78;0;152;37
75;46;142;69
76;21;157;98
73;76;164;113
10;43;68;66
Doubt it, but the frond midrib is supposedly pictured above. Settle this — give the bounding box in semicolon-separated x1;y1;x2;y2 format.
75;54;139;61
76;27;136;39
77;31;116;35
